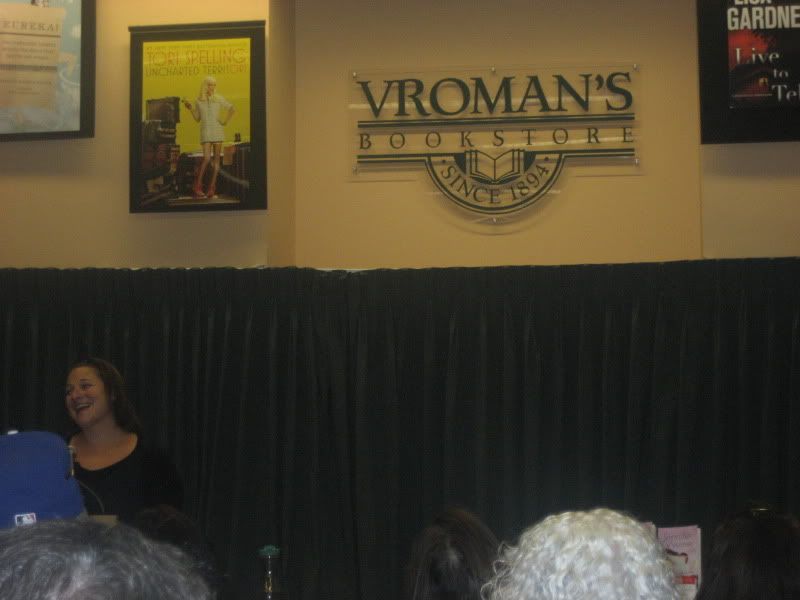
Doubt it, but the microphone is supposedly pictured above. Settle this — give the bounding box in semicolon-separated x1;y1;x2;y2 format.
75;478;106;515
67;445;107;515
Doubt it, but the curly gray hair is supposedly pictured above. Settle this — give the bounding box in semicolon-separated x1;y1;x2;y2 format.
483;508;678;600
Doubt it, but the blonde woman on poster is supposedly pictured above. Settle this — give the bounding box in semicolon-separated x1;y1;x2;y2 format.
182;76;235;199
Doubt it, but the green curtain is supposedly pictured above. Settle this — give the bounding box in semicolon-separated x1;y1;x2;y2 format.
1;260;799;599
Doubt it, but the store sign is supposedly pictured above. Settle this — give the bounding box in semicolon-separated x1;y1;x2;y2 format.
350;65;640;215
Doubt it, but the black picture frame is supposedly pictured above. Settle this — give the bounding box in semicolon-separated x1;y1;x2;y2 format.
0;0;95;142
698;0;800;144
129;20;266;213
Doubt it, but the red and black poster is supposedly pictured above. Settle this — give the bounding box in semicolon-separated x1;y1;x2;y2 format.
726;1;800;108
699;0;800;142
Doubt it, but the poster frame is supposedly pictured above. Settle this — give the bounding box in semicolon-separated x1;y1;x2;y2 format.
0;0;96;142
128;20;266;213
698;0;800;144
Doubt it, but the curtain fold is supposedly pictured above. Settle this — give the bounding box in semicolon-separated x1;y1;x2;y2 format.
1;260;799;599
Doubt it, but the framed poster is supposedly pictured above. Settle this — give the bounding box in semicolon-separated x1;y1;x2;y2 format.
129;21;266;212
698;0;800;143
0;0;95;141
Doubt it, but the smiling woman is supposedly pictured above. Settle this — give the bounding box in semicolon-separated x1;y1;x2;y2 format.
64;357;183;522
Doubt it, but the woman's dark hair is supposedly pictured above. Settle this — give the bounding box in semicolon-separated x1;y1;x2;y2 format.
405;507;499;600
133;504;225;595
67;357;142;434
696;505;800;600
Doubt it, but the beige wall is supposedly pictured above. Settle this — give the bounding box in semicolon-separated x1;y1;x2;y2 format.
1;0;798;268
295;0;706;267
702;142;800;258
266;0;295;266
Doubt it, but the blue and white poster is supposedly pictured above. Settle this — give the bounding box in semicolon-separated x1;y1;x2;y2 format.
0;0;86;135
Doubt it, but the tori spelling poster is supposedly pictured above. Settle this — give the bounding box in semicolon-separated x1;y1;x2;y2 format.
129;21;266;213
727;0;800;108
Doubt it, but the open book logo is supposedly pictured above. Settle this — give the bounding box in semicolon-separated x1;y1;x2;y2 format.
429;150;564;214
464;150;525;185
358;146;634;216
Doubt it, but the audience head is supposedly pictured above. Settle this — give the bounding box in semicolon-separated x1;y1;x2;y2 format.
0;518;212;599
696;504;800;600
66;357;141;434
483;507;678;600
406;506;499;600
134;504;225;594
0;430;85;529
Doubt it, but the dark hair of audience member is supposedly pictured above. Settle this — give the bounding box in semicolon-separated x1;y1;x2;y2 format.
405;506;499;600
0;518;212;600
134;504;225;595
696;505;800;600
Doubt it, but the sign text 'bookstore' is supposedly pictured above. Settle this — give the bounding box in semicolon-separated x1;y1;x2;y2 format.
350;66;640;216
